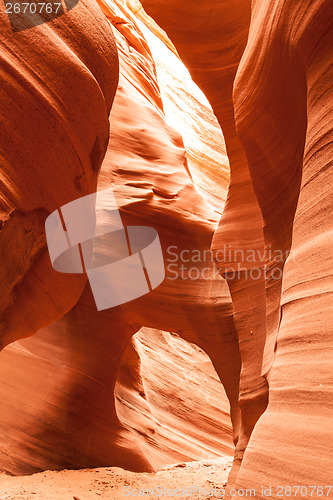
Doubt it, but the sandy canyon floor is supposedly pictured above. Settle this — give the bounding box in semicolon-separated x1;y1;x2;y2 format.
0;457;232;499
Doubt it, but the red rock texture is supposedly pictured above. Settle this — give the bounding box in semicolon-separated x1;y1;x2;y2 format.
141;0;333;493
140;0;268;483
0;0;238;475
115;328;234;468
139;21;229;213
1;0;332;493
0;0;118;346
233;0;333;494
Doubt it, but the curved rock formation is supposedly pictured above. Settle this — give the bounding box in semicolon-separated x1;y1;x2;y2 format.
140;0;333;491
61;0;241;470
0;0;239;474
116;328;233;470
139;0;332;495
0;0;118;346
233;0;333;494
140;0;269;484
1;0;331;492
137;21;229;213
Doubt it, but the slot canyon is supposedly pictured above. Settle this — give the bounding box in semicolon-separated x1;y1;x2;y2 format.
0;0;332;498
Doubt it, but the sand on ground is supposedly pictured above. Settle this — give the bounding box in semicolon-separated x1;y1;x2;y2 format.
0;457;232;500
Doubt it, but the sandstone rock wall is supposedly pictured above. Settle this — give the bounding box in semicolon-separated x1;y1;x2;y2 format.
233;0;333;493
0;0;118;346
0;0;237;474
0;0;331;491
140;0;333;492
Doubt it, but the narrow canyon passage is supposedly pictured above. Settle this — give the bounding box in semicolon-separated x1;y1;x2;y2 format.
0;0;332;498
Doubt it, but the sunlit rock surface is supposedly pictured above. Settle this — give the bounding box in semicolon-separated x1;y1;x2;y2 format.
116;328;233;469
137;22;229;213
0;0;332;492
140;0;268;484
140;0;333;493
0;0;237;475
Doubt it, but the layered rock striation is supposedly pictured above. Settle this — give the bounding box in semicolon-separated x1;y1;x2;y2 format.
140;0;333;493
0;0;332;492
0;0;118;346
0;0;238;474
